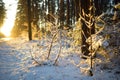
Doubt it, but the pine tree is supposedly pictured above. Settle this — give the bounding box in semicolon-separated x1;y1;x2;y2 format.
0;0;5;27
11;0;28;37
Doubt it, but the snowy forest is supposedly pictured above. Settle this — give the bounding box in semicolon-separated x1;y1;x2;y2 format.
0;0;120;80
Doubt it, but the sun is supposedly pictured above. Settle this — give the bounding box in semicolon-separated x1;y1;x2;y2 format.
0;0;18;37
1;21;13;37
0;15;16;37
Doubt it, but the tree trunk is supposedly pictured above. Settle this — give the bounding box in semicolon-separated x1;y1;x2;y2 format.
59;0;64;28
66;0;70;26
27;0;32;40
81;0;95;56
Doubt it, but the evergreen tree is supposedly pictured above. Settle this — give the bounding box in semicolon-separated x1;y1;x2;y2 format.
59;0;64;28
11;0;28;37
12;0;40;37
0;0;5;27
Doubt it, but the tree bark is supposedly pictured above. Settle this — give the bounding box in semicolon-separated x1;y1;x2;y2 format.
81;0;95;56
59;0;64;28
27;0;32;40
66;0;70;26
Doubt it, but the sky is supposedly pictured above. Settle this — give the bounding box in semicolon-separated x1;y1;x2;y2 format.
1;0;18;37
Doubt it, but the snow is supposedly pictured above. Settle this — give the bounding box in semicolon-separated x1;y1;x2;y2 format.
0;37;120;80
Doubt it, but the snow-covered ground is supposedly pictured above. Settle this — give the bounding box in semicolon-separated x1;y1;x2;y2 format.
0;37;120;80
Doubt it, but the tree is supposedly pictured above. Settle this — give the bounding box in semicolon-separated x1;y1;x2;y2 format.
66;0;70;26
12;0;40;38
0;0;5;27
27;0;32;40
11;0;28;37
94;0;110;16
59;0;64;28
74;0;80;21
80;0;95;56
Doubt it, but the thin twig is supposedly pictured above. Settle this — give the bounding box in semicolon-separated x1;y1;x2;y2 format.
30;46;41;65
54;43;62;65
54;30;62;65
47;31;58;59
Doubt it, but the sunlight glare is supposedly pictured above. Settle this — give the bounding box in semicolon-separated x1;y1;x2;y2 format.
1;37;12;41
1;0;17;37
1;20;14;37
